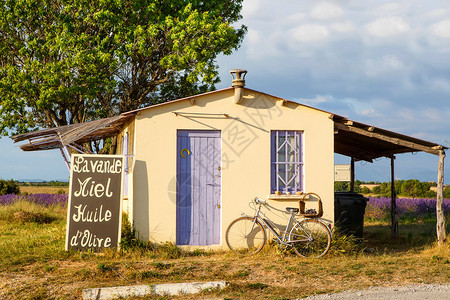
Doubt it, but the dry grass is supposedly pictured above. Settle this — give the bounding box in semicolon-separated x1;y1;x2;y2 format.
0;243;448;299
19;186;69;195
0;201;448;299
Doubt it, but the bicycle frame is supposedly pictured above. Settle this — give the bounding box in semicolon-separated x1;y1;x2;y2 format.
249;198;309;247
226;196;333;258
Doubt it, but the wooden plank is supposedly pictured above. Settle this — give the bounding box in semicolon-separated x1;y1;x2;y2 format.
176;135;193;245
213;135;221;244
206;136;214;245
192;136;201;245
349;158;355;192
334;122;441;156
436;150;446;245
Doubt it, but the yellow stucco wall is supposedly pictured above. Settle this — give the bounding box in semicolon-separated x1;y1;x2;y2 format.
129;88;335;248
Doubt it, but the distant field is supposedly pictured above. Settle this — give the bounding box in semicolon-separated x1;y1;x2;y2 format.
19;186;69;194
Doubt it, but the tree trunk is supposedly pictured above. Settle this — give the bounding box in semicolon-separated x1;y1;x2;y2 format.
436;150;446;245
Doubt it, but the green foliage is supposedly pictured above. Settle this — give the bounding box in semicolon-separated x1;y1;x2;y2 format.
334;180;362;192
0;0;246;141
18;181;69;187
360;186;370;194
120;212;151;251
0;179;20;195
334;181;349;192
444;186;450;198
341;179;441;198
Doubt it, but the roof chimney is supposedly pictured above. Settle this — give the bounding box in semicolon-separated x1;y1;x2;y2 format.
230;69;247;104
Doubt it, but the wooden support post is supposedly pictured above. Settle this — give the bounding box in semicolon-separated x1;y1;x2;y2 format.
350;157;355;192
391;155;398;238
436;150;447;245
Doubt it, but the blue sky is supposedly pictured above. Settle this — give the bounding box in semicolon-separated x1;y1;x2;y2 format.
1;0;449;183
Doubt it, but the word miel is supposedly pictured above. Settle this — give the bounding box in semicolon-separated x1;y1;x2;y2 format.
73;177;113;198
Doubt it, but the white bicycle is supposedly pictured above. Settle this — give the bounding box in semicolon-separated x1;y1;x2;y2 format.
226;194;332;258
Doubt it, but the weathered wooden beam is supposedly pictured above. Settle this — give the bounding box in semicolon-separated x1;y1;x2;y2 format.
334;141;379;161
436;150;447;245
334;122;441;155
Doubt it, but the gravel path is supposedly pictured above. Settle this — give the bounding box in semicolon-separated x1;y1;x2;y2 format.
302;284;450;300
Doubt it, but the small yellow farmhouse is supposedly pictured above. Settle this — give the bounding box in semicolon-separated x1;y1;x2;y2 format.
13;69;447;248
117;69;334;248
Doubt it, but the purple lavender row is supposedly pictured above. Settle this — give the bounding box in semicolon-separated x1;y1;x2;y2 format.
366;197;450;219
0;193;68;207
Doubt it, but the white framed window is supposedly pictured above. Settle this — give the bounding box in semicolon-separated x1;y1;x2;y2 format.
271;130;303;194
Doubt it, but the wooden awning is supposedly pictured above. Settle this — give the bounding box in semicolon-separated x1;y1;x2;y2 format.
332;115;446;161
11;114;135;152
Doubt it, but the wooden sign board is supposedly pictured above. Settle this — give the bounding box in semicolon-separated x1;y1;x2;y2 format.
65;154;125;251
334;164;351;182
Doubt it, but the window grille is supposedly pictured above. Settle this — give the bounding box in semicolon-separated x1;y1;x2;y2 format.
271;131;303;194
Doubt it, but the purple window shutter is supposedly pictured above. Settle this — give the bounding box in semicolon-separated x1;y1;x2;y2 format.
271;131;303;194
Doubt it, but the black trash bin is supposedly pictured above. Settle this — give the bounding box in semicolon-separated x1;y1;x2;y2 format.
334;192;368;238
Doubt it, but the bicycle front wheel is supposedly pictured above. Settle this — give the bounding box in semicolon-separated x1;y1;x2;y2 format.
289;219;331;258
226;217;266;255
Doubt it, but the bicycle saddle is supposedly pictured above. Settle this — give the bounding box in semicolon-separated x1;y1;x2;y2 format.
286;207;299;213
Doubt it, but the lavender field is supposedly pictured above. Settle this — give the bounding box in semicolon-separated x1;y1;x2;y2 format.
366;197;450;223
0;193;68;207
1;193;449;224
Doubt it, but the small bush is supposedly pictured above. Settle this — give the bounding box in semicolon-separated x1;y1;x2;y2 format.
120;213;153;251
0;179;20;195
329;230;364;255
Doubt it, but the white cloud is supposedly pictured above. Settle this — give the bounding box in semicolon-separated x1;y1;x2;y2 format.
427;9;448;18
366;17;410;37
331;21;355;33
241;0;262;18
364;55;405;77
424;108;441;121
342;98;378;117
286;13;307;23
246;28;260;44
300;95;332;106
378;3;403;13
431;20;450;38
398;108;416;121
428;77;450;93
311;2;343;20
291;24;329;43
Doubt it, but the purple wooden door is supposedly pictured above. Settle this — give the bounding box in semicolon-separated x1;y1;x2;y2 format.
176;130;221;245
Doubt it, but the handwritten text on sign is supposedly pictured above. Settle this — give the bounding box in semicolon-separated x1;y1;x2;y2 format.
65;155;124;251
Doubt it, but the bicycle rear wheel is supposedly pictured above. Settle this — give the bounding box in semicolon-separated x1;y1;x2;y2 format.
226;216;266;255
289;219;331;258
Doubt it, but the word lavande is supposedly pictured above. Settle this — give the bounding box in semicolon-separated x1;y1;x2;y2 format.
73;156;123;174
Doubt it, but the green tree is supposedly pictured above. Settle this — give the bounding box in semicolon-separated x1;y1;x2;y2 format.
360;186;370;194
334;181;349;192
0;179;20;195
443;186;450;198
372;185;381;195
0;0;246;145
